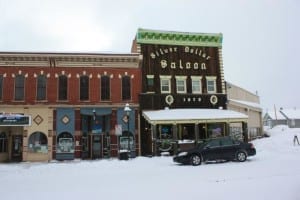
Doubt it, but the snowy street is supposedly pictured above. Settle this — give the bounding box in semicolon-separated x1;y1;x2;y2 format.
0;126;300;200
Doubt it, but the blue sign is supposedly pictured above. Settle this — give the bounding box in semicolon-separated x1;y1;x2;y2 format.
0;114;31;126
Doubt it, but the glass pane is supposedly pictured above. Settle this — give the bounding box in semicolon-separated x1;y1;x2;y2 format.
37;75;46;100
15;75;24;100
122;76;131;100
59;76;68;100
101;76;110;100
80;76;89;100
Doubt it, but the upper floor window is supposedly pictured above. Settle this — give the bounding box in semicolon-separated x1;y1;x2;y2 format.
160;76;171;93
15;74;25;101
122;76;131;100
175;76;187;94
206;76;217;94
191;76;202;94
146;75;154;92
101;75;110;101
80;75;89;101
37;75;47;101
58;75;68;100
0;75;3;101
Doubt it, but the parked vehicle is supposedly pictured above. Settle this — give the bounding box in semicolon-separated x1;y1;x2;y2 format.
173;136;256;166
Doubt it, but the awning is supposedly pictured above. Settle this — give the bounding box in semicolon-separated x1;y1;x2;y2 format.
142;108;248;124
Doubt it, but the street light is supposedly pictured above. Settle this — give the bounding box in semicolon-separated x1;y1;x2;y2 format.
124;103;132;156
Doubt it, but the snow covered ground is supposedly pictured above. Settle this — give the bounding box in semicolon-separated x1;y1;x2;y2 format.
1;126;300;200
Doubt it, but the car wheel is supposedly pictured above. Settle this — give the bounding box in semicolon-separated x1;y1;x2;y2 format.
190;154;201;166
236;151;247;162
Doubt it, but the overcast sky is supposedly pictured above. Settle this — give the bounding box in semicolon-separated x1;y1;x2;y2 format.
0;0;299;112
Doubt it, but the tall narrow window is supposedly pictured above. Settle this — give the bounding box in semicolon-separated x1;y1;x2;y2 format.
0;132;7;153
175;76;187;93
101;75;110;101
0;75;3;101
191;76;202;94
15;75;25;101
160;75;171;93
146;75;154;92
206;76;217;93
122;76;131;100
37;75;47;100
80;75;89;101
58;75;68;100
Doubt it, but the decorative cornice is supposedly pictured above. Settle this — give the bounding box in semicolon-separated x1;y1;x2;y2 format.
136;28;222;47
0;52;140;68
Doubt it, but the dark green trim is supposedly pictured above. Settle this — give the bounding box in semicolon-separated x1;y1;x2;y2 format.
136;28;222;47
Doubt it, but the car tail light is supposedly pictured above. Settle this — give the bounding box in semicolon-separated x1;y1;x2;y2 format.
250;143;255;149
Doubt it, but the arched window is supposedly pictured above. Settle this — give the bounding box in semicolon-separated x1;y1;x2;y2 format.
101;75;110;101
80;75;89;100
28;132;48;153
15;74;25;100
122;76;131;100
58;75;68;100
0;132;7;153
37;75;47;100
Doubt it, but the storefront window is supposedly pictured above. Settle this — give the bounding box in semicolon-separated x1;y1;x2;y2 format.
119;136;134;150
57;132;74;153
28;132;48;153
207;123;225;138
0;132;7;153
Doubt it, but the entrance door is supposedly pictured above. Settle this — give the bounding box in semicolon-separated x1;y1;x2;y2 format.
11;135;22;162
92;135;102;159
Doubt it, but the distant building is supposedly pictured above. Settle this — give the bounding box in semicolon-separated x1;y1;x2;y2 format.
263;108;300;128
226;82;263;140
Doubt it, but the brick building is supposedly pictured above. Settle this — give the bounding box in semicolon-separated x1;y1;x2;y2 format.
0;52;141;162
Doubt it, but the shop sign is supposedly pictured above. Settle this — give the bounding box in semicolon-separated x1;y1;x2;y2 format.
150;46;211;71
0;114;31;126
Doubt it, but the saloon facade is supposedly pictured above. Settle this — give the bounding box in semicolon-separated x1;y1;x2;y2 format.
0;52;141;162
132;29;249;156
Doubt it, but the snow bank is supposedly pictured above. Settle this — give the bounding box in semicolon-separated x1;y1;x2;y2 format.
0;127;299;200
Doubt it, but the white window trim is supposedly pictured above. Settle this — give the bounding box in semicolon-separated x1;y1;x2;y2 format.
191;76;202;94
175;76;187;94
160;75;171;94
206;76;217;94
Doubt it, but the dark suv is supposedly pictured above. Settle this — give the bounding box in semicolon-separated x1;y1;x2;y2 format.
173;137;256;166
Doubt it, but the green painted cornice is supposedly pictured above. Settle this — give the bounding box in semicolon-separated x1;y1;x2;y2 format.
136;28;222;47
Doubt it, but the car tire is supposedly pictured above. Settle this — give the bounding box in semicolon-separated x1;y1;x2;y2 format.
190;154;201;166
236;151;247;162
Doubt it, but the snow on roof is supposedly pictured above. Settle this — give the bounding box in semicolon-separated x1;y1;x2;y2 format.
229;99;262;110
142;108;248;124
279;108;300;119
265;111;286;120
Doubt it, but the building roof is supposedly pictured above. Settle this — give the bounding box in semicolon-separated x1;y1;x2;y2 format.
279;108;300;119
142;108;248;124
229;99;262;110
136;28;223;47
264;108;300;120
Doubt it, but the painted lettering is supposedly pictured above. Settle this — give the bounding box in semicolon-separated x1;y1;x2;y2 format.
161;60;167;68
160;59;207;71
